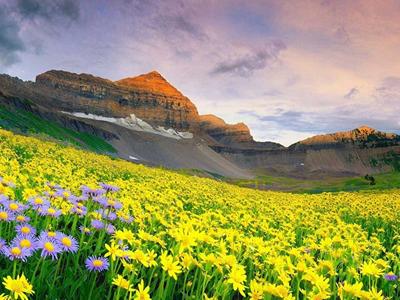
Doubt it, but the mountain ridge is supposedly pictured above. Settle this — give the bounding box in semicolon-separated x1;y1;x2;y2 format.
1;69;400;178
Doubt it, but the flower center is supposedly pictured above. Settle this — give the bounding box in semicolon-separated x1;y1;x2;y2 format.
16;216;26;222
11;247;22;256
47;232;56;238
34;198;43;205
61;237;72;247
0;212;8;219
44;242;55;252
21;227;30;234
9;281;25;293
20;239;31;248
93;260;104;267
48;208;56;214
9;203;19;211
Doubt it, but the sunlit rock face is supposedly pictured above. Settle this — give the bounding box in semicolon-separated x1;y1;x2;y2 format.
34;70;276;148
35;70;200;131
289;126;400;150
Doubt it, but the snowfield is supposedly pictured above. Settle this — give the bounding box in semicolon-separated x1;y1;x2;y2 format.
61;112;194;140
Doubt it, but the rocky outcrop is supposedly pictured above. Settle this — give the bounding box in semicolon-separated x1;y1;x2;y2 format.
214;126;400;177
0;69;279;149
199;114;283;149
35;70;199;131
290;126;400;150
199;114;253;144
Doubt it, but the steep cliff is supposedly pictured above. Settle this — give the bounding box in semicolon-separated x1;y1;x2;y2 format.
32;70;277;148
35;70;199;131
199;114;283;149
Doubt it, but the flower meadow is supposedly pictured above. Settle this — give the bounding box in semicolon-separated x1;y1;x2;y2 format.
0;129;400;299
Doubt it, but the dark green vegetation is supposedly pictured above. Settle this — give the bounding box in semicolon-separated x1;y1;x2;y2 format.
0;104;116;153
231;172;400;193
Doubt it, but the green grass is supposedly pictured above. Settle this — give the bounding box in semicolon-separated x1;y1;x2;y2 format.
231;172;400;193
0;104;116;153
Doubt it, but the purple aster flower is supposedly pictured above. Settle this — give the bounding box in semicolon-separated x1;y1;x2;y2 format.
93;196;107;205
0;238;6;251
99;183;120;193
38;230;61;240
53;189;72;199
15;214;31;223
119;214;134;224
106;224;116;235
4;200;27;213
37;237;62;260
0;194;9;206
0;208;14;222
15;224;36;236
12;234;38;253
85;256;109;272
91;219;104;230
102;198;123;210
28;196;50;209
78;195;89;202
71;205;87;217
3;245;31;262
81;185;105;198
105;211;117;221
46;182;62;190
39;207;62;218
95;209;117;221
56;233;79;253
0;177;15;187
384;273;399;281
67;195;79;204
79;225;92;235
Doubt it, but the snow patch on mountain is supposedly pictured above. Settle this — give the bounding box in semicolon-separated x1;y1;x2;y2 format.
61;112;193;140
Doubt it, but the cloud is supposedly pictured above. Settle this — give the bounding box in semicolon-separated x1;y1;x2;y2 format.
0;7;25;68
210;40;286;77
0;0;81;68
344;87;359;99
157;14;207;40
239;109;321;132
239;104;400;140
16;0;80;21
375;76;400;105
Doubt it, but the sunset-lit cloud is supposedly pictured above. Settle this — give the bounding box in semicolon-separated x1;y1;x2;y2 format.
1;0;399;145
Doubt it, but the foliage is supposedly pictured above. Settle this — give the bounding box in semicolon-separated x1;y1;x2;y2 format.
0;129;400;299
0;105;116;153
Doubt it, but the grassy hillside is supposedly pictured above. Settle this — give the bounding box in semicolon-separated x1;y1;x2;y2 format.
232;172;400;193
0;129;400;299
231;171;400;193
0;104;116;153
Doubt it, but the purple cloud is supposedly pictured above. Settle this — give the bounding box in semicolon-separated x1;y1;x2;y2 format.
210;41;286;77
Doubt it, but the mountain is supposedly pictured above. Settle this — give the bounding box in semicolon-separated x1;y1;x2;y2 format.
199;114;283;149
290;126;400;150
0;69;399;179
35;70;198;131
215;126;400;178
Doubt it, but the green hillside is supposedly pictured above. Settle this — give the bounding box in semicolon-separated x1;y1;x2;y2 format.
0;104;116;153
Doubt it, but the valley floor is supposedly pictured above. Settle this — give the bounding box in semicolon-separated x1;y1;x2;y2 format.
229;171;400;193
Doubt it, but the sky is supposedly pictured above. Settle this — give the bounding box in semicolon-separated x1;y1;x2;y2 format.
0;0;400;146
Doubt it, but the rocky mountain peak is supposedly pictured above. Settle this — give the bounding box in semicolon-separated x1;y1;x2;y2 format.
199;114;254;145
115;71;183;98
291;126;399;150
1;68;281;149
